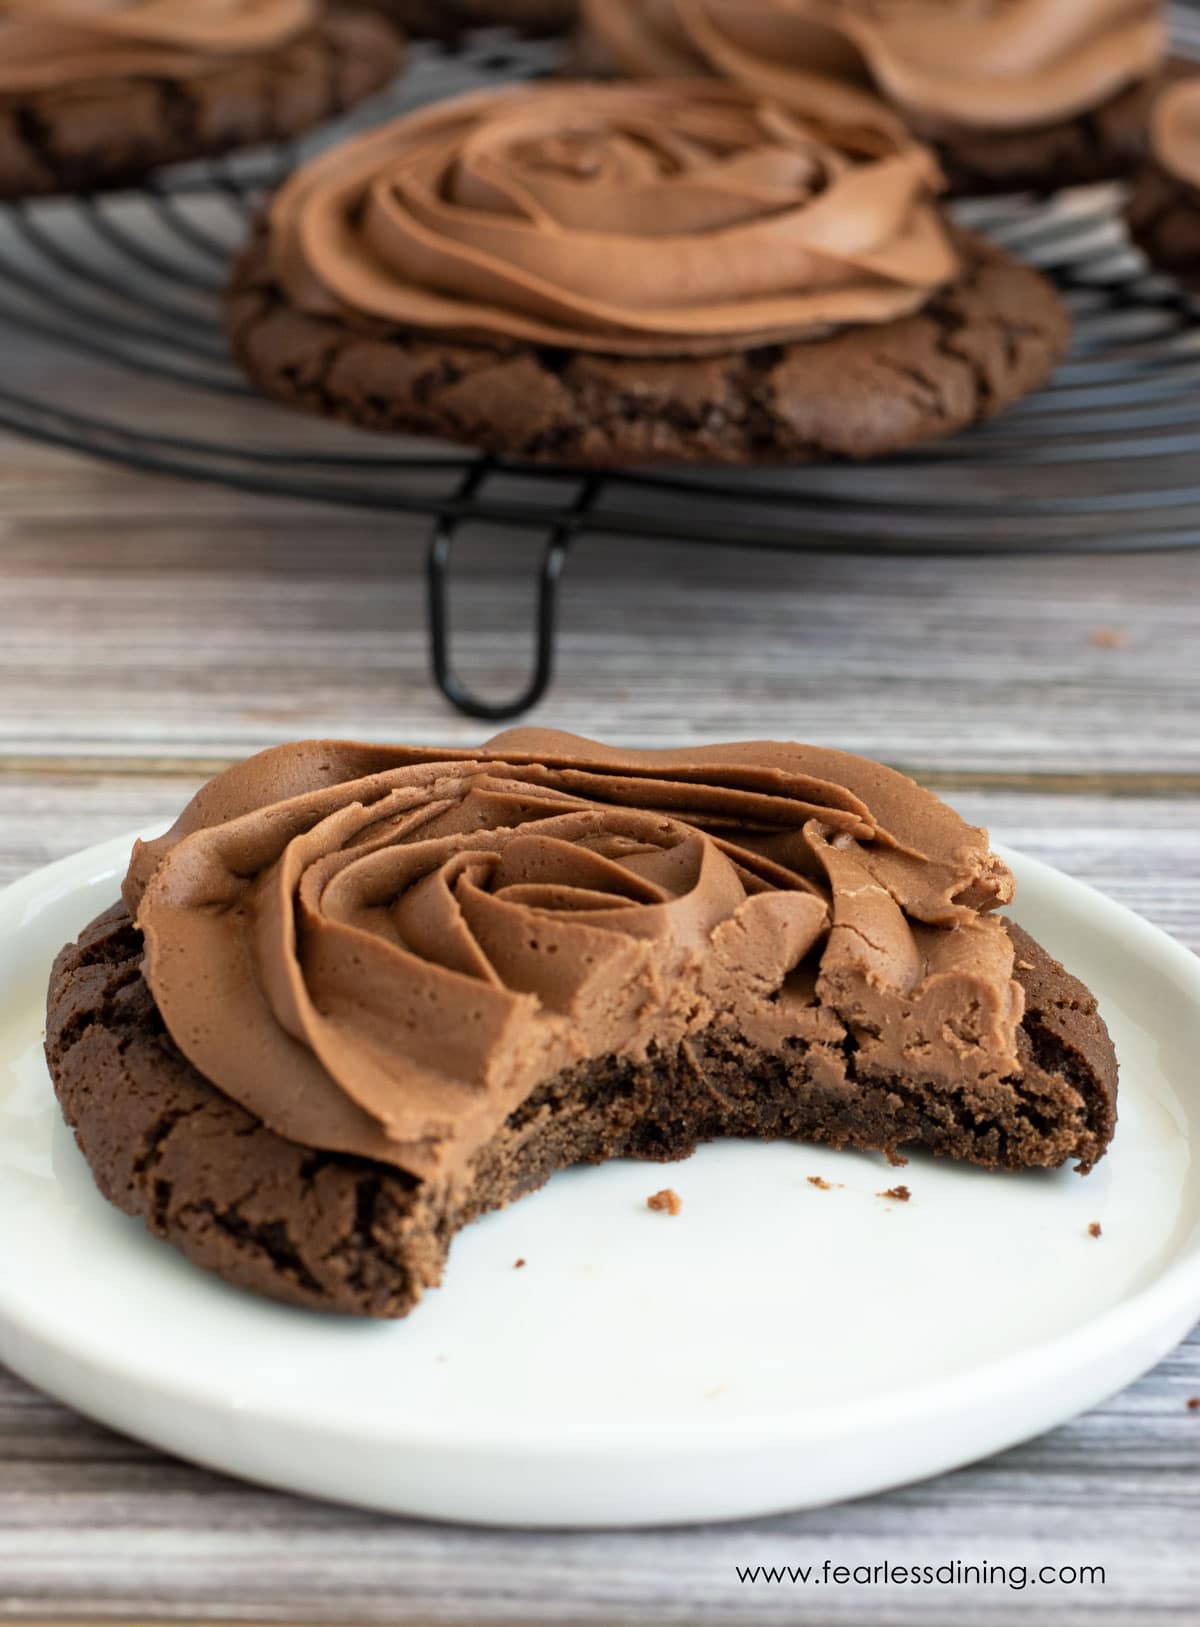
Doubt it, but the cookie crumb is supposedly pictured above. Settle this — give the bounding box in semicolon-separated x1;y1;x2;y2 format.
514;1258;526;1269
879;1184;911;1202
647;1188;682;1216
808;1176;832;1191
1186;1397;1200;1412
1089;627;1129;648
1088;1222;1102;1239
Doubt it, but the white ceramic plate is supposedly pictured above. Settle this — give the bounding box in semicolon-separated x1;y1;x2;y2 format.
0;832;1198;1528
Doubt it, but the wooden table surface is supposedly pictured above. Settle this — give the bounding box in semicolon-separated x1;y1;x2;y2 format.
2;225;1200;1627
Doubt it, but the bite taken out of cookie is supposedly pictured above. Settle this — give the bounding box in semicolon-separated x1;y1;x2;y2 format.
47;731;1118;1319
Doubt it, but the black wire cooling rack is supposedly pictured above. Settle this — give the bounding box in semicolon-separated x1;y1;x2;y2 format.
1;21;1199;719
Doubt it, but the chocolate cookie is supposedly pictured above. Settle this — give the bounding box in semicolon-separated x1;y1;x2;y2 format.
921;60;1199;198
0;7;403;203
910;73;1161;198
225;82;1069;468
1127;76;1200;292
46;730;1118;1320
228;221;1067;467
577;0;1169;197
349;0;575;39
47;905;1118;1320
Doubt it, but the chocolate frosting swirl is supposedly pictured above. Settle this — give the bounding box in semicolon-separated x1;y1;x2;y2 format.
125;731;1021;1188
266;81;957;357
0;1;317;96
1152;77;1200;190
584;0;1166;134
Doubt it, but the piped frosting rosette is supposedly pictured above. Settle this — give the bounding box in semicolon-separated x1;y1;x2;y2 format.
0;0;317;94
583;0;1166;135
125;731;1023;1187
264;80;958;356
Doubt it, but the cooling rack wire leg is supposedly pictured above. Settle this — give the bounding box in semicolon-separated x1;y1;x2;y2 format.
425;465;600;722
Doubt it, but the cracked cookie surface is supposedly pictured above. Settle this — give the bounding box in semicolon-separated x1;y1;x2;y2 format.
0;10;403;202
46;903;1116;1319
225;224;1069;467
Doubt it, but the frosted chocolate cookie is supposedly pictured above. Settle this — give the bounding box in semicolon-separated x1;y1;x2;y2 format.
47;731;1119;1318
225;81;1068;467
1128;77;1200;292
0;2;404;201
580;0;1168;196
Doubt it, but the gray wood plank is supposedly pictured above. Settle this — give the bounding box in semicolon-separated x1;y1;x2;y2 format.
1;438;1198;773
0;1347;1195;1626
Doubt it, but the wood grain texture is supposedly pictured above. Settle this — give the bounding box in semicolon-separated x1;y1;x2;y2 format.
1;200;1200;1616
2;435;1199;774
0;1342;1196;1627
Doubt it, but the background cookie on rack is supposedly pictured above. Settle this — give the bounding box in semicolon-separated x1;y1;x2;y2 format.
0;1;404;201
226;81;1069;468
1128;76;1200;291
578;0;1171;196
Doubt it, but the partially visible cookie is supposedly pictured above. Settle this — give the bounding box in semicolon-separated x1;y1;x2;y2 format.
577;0;1169;196
0;5;404;202
907;72;1161;198
1128;76;1200;292
349;0;574;38
226;81;1068;468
